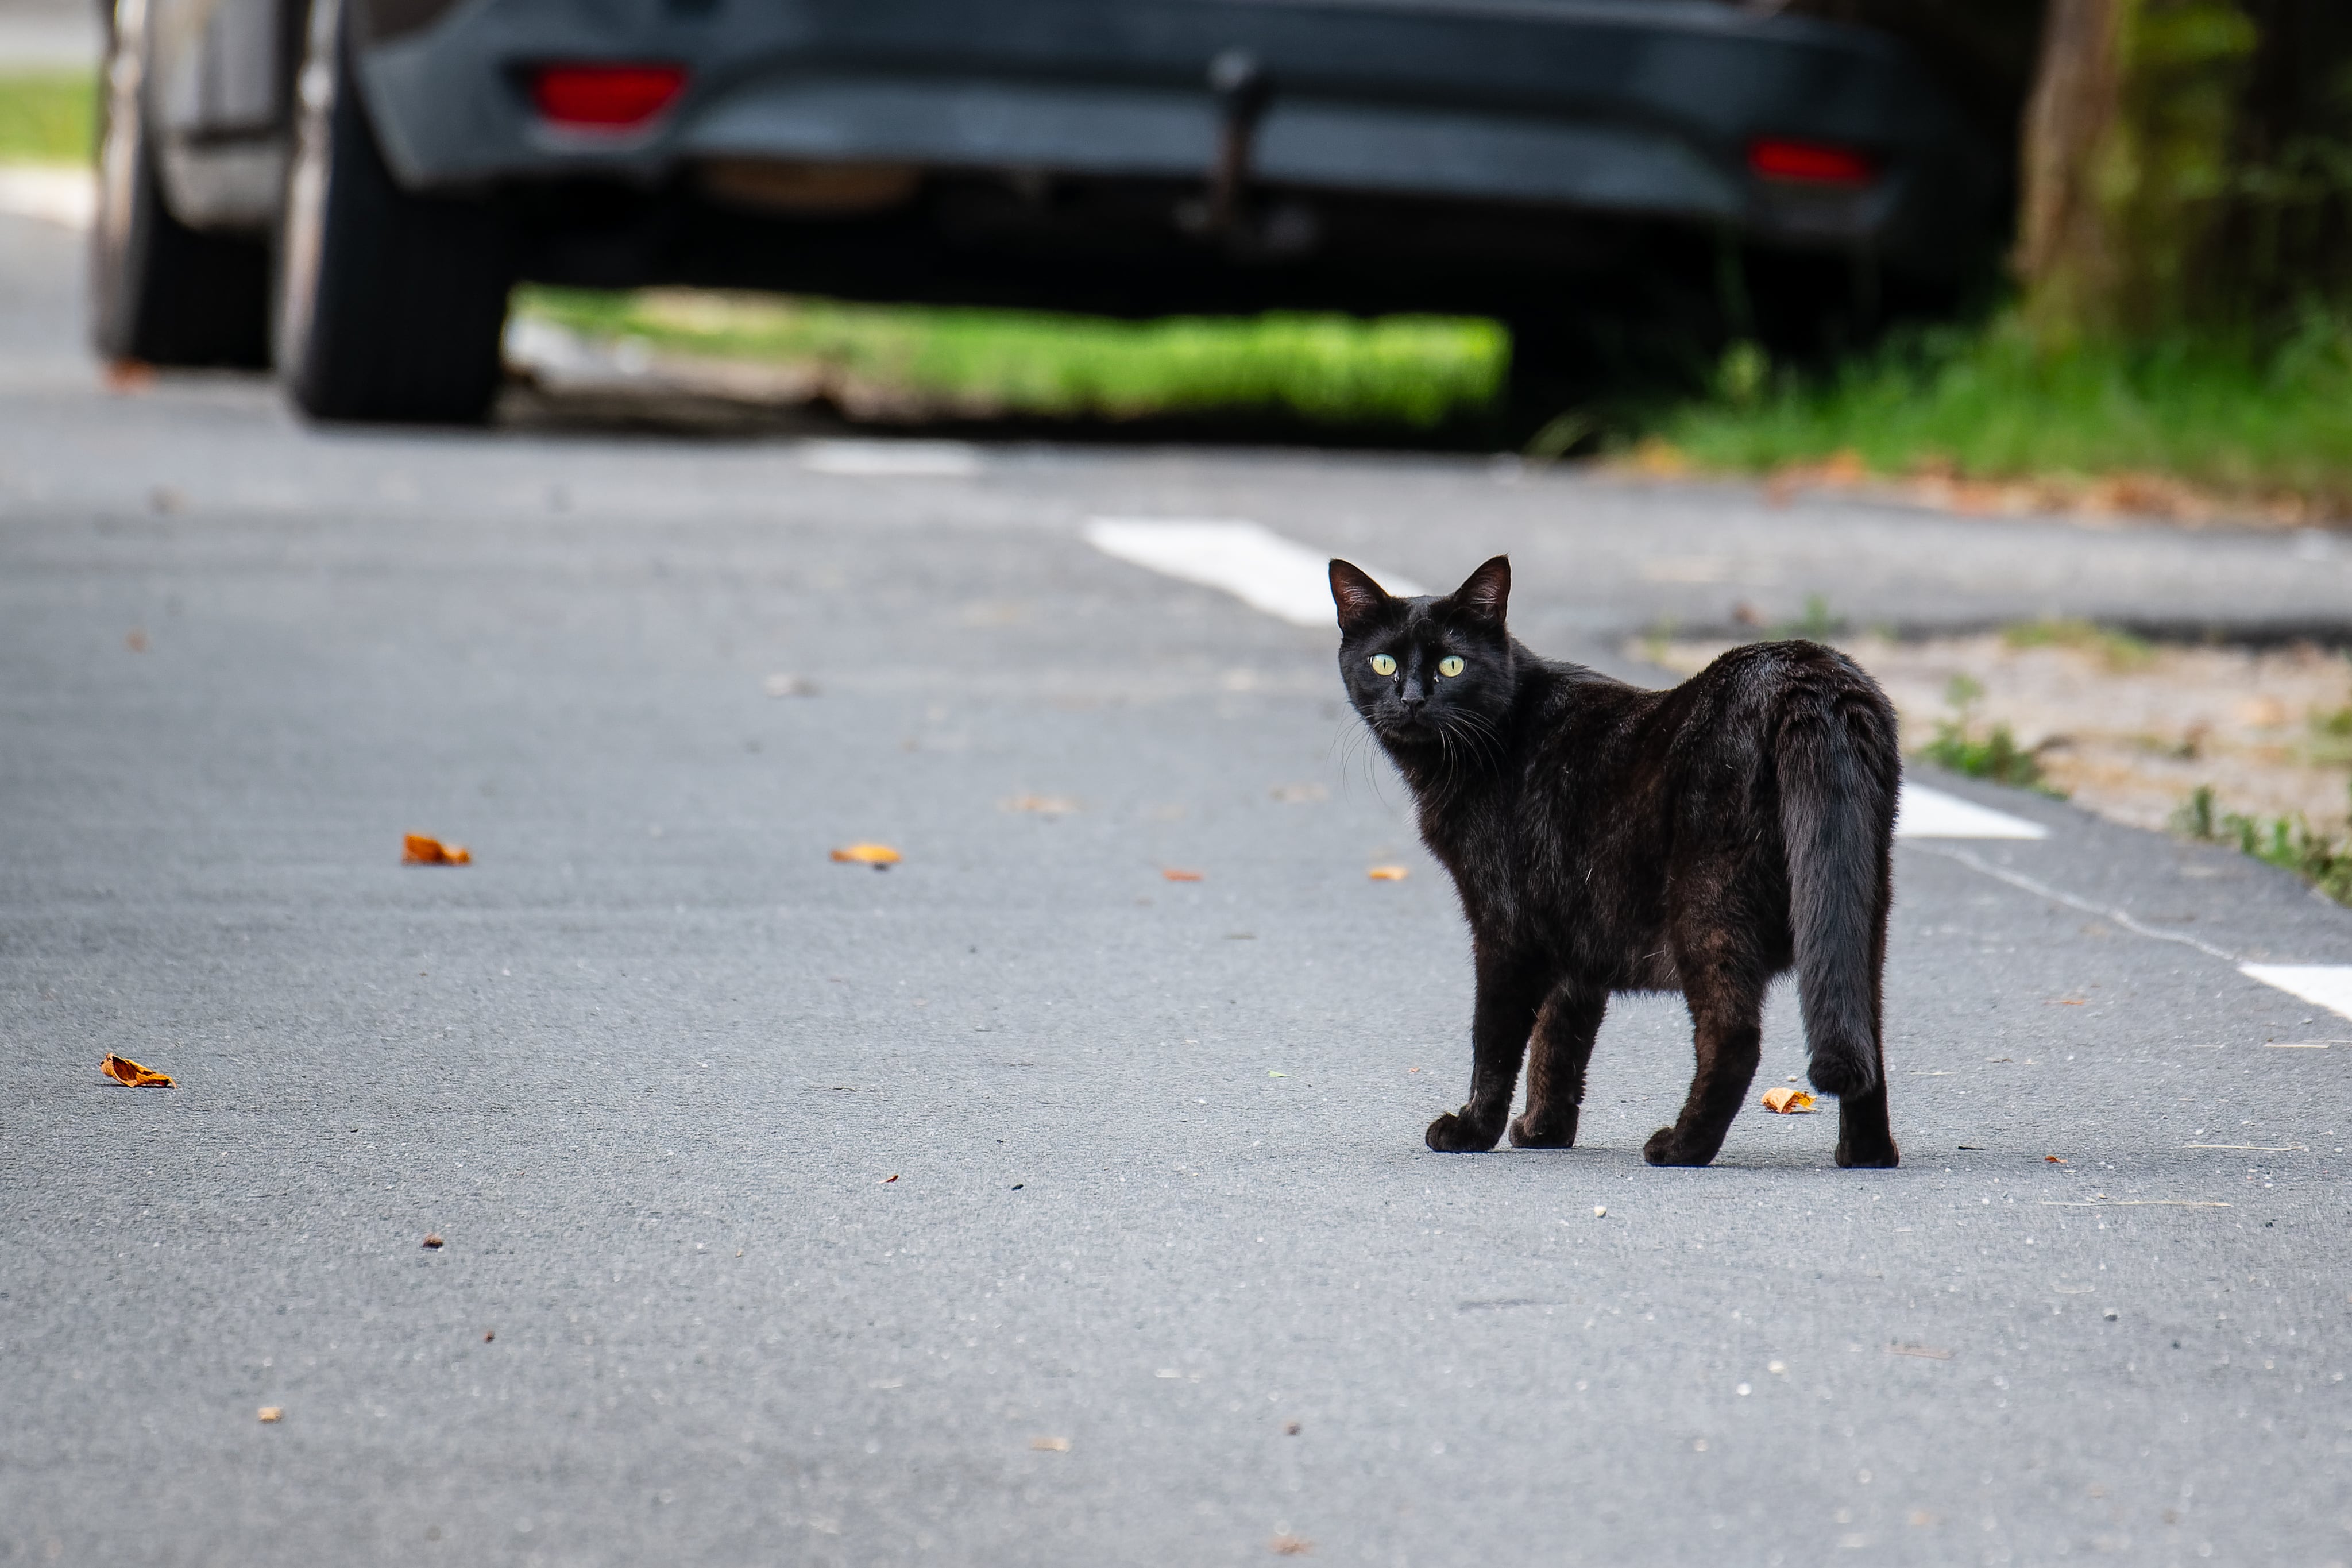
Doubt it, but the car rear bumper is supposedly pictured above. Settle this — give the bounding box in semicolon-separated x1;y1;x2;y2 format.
355;0;1992;271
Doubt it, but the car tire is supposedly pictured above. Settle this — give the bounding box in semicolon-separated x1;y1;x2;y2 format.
88;2;272;368
275;0;513;423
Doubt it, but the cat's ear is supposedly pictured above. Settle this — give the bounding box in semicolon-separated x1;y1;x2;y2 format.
1451;555;1511;626
1329;559;1392;631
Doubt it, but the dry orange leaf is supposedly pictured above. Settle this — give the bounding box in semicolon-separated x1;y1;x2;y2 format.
1367;865;1409;882
1272;1535;1314;1556
831;843;901;866
881;1173;899;1184
1029;1436;1069;1452
403;834;471;865
100;1054;173;1087
1162;868;1204;882
422;1234;445;1249
1760;1086;1816;1114
2045;1155;2068;1165
257;1407;283;1423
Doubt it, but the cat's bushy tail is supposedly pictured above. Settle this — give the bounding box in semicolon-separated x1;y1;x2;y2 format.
1777;683;1899;1099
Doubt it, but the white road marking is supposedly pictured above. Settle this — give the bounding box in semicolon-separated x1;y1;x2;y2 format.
1083;516;1423;630
800;440;979;477
1894;785;2048;841
1088;520;2352;1025
0;167;96;230
2239;964;2352;1023
1082;521;2052;845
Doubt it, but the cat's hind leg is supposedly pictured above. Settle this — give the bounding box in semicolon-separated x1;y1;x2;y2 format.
1510;981;1604;1149
1643;943;1766;1168
1833;860;1899;1168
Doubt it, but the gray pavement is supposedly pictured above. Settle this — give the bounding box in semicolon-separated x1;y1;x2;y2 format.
5;206;2352;1567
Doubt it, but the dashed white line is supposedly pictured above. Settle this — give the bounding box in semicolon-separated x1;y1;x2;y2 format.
0;167;95;230
1083;516;1422;629
1084;516;2352;1015
2239;964;2352;1024
801;440;980;477
1893;786;2047;841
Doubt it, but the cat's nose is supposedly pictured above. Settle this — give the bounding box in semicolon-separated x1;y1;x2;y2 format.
1399;690;1428;713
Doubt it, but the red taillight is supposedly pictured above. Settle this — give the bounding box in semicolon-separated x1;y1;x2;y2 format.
1748;137;1874;187
531;64;688;130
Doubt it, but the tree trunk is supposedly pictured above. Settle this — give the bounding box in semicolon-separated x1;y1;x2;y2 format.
2016;0;2130;341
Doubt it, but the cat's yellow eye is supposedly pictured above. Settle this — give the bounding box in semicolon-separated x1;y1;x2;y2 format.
1439;656;1465;678
1370;654;1397;676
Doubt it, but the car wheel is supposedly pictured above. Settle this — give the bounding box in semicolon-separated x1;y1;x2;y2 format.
275;0;513;423
88;0;271;368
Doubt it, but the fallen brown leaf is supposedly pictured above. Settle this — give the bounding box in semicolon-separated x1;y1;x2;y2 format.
2045;1155;2067;1165
1272;1535;1314;1556
403;834;472;866
484;1331;494;1342
1029;1436;1069;1453
1366;865;1409;882
881;1173;899;1184
1760;1086;1816;1114
257;1407;283;1423
422;1234;445;1249
1161;868;1204;882
100;1054;173;1087
831;842;901;866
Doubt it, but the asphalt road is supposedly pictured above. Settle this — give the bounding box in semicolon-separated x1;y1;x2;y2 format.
5;206;2352;1567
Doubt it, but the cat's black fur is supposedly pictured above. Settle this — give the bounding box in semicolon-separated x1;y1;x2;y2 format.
1330;554;1901;1168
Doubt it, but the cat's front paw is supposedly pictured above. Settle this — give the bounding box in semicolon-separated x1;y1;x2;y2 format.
1508;1109;1577;1149
1426;1109;1503;1153
1642;1125;1719;1167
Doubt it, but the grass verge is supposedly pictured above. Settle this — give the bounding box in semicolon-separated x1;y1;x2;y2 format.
515;286;1508;428
0;71;96;165
1652;311;2352;518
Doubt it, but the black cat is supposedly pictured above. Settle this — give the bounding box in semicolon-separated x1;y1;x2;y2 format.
1330;554;1901;1168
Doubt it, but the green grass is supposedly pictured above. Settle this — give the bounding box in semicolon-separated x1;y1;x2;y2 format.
1657;311;2352;512
0;71;96;165
1920;720;2050;791
516;286;1508;428
2174;783;2352;905
2001;618;2157;671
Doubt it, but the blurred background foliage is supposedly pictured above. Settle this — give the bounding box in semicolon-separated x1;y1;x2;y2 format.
516;288;1508;430
0;70;91;163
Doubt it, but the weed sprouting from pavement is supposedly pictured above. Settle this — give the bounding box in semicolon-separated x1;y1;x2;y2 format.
1918;671;2057;793
1922;721;2050;791
2174;782;2352;906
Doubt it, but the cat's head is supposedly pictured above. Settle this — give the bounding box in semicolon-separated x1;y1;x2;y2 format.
1328;556;1515;750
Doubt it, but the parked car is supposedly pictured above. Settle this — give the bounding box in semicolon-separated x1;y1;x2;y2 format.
90;0;1998;424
